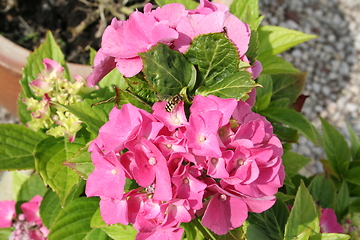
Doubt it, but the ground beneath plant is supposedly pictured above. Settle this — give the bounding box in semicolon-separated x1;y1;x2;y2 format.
0;0;148;64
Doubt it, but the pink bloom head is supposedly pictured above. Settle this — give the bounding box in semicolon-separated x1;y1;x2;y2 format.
85;146;126;200
20;195;43;224
87;4;185;86
320;208;344;233
173;0;250;56
41;58;64;78
0;200;16;228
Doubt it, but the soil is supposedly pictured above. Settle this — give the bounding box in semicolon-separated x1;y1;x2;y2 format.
0;0;148;65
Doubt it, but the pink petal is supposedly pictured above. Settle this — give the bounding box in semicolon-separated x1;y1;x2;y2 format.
42;58;64;76
21;195;43;224
152;101;187;131
115;56;143;77
99;197;129;225
191;95;237;126
242;195;276;213
150;3;188;28
136;227;184;240
202;193;248;235
85;150;126;200
320;208;344;233
0;200;16;228
86;49;116;87
223;12;250;57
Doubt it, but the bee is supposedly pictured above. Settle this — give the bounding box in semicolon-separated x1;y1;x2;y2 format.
165;94;183;112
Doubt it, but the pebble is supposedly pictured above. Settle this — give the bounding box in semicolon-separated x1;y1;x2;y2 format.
259;0;360;172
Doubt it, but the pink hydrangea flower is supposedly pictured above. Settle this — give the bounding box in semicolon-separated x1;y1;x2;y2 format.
0;196;48;240
86;94;284;238
0;200;16;228
87;4;186;85
320;208;344;234
87;0;261;87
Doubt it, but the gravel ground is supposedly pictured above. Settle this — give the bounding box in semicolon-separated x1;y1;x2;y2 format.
259;0;360;174
1;0;359;174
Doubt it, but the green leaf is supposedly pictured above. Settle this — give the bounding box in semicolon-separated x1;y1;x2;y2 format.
155;0;198;9
321;118;351;177
229;0;259;23
272;124;299;143
48;197;99;240
246;30;260;64
98;68;127;90
275;192;295;203
18;91;32;124
61;98;112;135
347;123;360;161
0;229;12;240
116;88;152;112
254;74;272;112
139;44;196;96
91;208;138;240
0;124;47;170
349;197;360;212
196;71;258;100
35;136;83;206
284;181;320;240
282;150;311;179
101;224;138;240
63;144;94;180
260;107;319;146
90;207;107;228
245;200;290;240
124;74;159;105
40;189;63;229
89;47;97;66
40;183;86;228
258;25;317;57
309;233;351;240
294;229;312;240
344;166;360;186
185;33;240;87
17;173;48;203
335;181;349;221
260;55;301;75
308;174;336;209
271;73;307;107
182;221;205;240
83;228;112;240
243;220;272;240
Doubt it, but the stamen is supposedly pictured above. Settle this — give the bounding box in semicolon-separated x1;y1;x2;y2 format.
149;157;157;165
199;135;206;142
219;194;227;201
237;159;244;166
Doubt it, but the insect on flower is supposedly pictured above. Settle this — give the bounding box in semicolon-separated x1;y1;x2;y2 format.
165;94;183;112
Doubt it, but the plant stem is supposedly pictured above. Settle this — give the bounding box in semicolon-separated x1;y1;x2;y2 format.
192;217;217;240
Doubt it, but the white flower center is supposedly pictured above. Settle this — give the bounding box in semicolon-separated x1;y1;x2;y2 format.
199;135;206;142
149;157;157;165
219;194;227;201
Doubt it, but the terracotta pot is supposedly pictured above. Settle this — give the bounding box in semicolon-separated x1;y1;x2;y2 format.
0;35;93;117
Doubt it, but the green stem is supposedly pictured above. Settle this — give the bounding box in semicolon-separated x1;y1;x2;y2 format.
191;217;217;240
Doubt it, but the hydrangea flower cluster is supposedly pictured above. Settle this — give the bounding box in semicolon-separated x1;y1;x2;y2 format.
0;195;48;240
87;0;262;86
86;95;284;238
23;58;96;142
